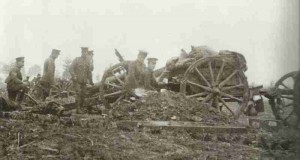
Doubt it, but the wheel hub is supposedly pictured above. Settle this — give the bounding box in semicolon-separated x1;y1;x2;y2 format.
212;87;221;94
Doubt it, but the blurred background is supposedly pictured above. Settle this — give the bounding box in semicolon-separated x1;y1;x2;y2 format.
0;0;299;86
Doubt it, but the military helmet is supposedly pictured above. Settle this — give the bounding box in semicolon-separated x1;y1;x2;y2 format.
16;57;25;62
81;47;89;52
147;57;158;63
51;49;61;55
138;50;148;58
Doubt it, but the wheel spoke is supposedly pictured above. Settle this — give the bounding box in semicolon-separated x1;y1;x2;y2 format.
58;82;63;90
50;93;59;97
219;70;238;88
219;97;235;116
208;61;215;84
51;86;60;90
281;95;294;100
62;83;67;90
50;91;58;94
283;103;294;108
187;92;208;98
112;95;125;106
284;111;294;121
104;90;124;97
222;84;244;91
194;68;211;87
65;82;71;90
106;82;122;89
66;81;72;87
280;82;290;90
187;80;212;92
112;72;125;85
277;89;294;95
69;91;76;94
216;60;225;84
220;91;243;102
65;82;69;90
199;94;213;103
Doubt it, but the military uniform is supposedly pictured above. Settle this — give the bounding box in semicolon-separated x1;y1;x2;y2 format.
88;50;94;85
70;47;93;113
32;74;42;99
5;57;27;103
32;74;41;86
40;49;60;100
88;50;94;72
125;51;148;90
144;58;159;90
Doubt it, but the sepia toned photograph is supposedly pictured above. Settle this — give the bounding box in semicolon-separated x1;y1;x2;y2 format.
0;0;299;159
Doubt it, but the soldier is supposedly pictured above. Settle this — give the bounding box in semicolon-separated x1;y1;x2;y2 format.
31;73;42;99
88;50;94;71
24;76;30;82
32;73;41;86
40;49;60;100
5;57;29;105
88;50;94;85
70;47;94;114
125;50;148;90
144;58;159;90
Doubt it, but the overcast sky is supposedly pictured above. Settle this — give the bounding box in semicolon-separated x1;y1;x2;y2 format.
0;0;299;86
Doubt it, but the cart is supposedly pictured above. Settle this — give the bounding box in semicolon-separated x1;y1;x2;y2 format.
99;48;252;119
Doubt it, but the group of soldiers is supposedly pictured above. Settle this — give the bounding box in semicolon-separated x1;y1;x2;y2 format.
124;50;159;91
4;47;159;114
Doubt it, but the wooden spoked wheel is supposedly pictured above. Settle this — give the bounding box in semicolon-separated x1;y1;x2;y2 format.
180;57;250;119
49;79;75;98
99;63;128;108
271;71;299;126
294;72;300;125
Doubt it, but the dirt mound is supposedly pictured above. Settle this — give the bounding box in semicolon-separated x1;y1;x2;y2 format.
112;91;229;123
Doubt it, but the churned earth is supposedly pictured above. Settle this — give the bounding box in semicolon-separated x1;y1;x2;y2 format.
0;91;299;159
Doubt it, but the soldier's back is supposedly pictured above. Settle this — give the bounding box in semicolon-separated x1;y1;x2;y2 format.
41;57;55;84
5;65;22;84
71;57;89;83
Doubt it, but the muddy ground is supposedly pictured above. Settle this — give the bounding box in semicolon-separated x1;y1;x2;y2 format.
0;91;299;160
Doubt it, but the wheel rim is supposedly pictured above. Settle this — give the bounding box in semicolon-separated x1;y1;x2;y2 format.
181;57;249;119
272;71;299;125
99;63;128;108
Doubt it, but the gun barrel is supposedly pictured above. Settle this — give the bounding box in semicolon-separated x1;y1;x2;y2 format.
114;49;125;62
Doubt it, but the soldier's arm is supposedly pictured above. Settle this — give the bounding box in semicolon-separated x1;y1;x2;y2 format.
143;71;151;89
90;64;94;72
127;62;136;80
151;73;159;88
90;59;94;71
48;59;55;73
69;58;77;81
124;61;137;88
43;59;49;74
10;68;23;84
88;68;94;85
